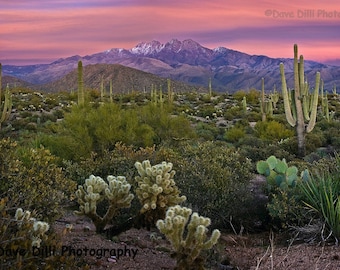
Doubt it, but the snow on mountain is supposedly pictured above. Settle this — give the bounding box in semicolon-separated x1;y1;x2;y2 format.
130;40;164;55
2;38;339;91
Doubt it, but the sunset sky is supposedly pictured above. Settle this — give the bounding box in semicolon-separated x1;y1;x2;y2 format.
1;0;340;65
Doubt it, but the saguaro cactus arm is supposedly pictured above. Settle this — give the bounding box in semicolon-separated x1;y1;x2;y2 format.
306;72;320;133
280;63;296;127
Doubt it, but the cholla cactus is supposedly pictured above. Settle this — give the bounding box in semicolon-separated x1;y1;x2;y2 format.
135;160;186;227
157;205;221;270
74;175;134;232
14;208;50;248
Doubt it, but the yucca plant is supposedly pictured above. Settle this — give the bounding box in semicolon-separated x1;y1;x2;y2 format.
299;173;340;243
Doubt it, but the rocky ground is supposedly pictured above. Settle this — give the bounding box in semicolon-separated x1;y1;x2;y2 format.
52;210;340;270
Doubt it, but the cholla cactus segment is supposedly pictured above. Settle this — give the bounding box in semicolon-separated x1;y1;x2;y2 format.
85;175;108;193
15;208;24;220
74;175;108;215
14;208;50;248
33;221;50;236
135;161;186;214
104;175;134;208
156;205;221;269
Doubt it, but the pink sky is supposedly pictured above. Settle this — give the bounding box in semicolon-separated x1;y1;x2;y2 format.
1;0;340;65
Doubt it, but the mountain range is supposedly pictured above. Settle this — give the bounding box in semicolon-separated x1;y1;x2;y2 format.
2;39;340;93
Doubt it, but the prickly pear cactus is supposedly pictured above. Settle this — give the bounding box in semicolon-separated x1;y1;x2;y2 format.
256;155;299;189
135;160;186;227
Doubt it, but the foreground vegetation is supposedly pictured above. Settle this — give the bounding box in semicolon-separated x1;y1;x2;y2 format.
1;77;340;268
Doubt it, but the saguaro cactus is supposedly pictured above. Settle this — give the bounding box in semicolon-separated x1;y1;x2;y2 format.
167;78;174;104
0;84;12;130
77;60;85;105
242;96;247;113
109;79;113;103
100;75;105;101
280;44;320;157
270;85;280;109
260;78;273;121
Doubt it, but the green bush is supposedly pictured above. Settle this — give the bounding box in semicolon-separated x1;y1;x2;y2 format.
195;122;219;140
0;197;76;269
4;144;77;222
239;136;295;163
166;141;254;230
224;126;245;143
254;120;294;142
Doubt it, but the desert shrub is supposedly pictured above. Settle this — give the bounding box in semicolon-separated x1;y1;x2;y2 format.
232;90;247;101
52;102;194;158
5;145;76;222
223;106;243;120
63;143;157;186
0;138;20;194
266;188;307;228
233;89;260;104
0;197;76;269
223;126;245;143
39;133;90;161
195;104;216;118
138;103;195;144
40;112;58;122
305;129;327;153
167;141;254;230
254;120;294;142
245;111;261;122
195;122;219;140
25;122;38;131
239;136;295;164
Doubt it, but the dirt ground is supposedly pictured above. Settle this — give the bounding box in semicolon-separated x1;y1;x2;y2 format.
52;210;340;270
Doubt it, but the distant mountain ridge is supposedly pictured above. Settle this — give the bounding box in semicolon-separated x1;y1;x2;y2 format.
2;39;340;92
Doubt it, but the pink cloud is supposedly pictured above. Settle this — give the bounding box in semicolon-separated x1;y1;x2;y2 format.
1;0;340;65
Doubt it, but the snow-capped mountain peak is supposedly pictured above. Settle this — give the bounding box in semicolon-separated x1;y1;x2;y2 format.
130;40;164;55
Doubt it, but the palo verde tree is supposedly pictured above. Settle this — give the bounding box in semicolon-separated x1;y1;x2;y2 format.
280;44;320;157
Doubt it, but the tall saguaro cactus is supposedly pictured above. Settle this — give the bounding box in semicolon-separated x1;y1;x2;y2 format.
260;78;266;121
0;84;12;130
280;44;320;157
77;60;85;105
